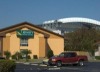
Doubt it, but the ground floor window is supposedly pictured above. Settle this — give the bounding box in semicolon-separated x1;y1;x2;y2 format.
20;49;27;58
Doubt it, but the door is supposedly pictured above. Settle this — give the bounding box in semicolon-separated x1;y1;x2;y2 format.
64;53;77;63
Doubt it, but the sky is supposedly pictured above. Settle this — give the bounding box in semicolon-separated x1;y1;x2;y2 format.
0;0;100;28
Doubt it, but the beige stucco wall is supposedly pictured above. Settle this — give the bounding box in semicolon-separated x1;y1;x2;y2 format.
2;26;64;59
28;34;39;58
10;32;20;55
39;35;46;58
3;32;20;56
3;35;10;52
9;28;41;58
3;28;44;58
48;38;64;55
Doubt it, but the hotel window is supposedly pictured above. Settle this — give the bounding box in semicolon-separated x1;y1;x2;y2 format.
20;38;28;46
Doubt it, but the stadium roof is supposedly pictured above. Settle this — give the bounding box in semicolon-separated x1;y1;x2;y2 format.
43;17;100;25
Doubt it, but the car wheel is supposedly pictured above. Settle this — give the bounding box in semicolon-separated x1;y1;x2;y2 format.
56;61;62;67
78;60;84;66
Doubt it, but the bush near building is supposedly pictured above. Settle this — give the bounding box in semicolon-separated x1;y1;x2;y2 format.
47;49;54;58
95;56;100;60
0;60;16;72
12;52;23;60
4;51;11;59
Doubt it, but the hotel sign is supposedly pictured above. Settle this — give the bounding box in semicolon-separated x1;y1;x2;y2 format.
16;30;34;38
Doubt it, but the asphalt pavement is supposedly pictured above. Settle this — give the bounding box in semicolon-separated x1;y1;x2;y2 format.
15;62;100;72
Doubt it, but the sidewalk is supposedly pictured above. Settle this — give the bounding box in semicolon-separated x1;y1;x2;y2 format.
89;59;100;62
16;59;49;67
15;59;45;64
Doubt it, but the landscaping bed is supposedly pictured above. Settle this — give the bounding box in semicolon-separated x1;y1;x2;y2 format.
0;60;16;72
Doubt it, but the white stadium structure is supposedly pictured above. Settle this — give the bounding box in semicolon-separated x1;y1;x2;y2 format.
38;17;100;35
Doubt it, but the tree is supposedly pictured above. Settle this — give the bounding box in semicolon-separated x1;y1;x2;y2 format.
64;28;100;56
21;49;31;61
4;51;11;59
47;49;54;58
12;52;22;60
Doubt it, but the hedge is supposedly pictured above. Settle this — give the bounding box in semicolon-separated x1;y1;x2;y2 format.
0;60;16;72
95;56;100;60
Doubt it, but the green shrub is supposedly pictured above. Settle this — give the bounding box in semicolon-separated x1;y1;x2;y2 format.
12;55;16;59
33;55;38;59
47;49;54;58
12;52;23;60
18;54;23;59
4;51;11;59
95;56;100;60
0;60;16;72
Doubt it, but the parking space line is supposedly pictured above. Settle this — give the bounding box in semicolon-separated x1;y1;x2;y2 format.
48;68;61;70
39;64;47;66
23;63;30;65
61;67;79;70
31;64;38;66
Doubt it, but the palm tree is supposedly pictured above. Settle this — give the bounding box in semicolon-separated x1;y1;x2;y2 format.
15;51;21;60
21;49;31;61
4;51;11;59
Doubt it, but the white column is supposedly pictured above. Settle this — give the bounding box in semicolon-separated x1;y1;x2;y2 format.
98;44;100;56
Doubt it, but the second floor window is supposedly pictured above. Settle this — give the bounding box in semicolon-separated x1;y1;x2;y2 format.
20;38;28;46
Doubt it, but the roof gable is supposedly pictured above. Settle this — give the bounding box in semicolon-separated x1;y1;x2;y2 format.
0;22;63;38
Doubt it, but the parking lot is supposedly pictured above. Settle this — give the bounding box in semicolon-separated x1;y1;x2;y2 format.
15;62;100;72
